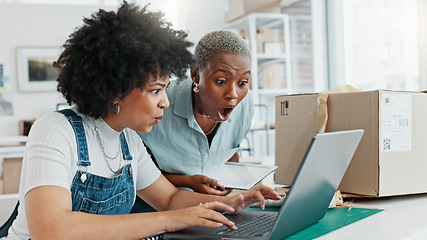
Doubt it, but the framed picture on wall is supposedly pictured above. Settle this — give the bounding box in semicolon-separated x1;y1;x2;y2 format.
17;47;60;92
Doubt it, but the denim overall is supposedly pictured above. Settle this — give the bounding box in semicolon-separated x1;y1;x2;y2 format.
59;109;135;215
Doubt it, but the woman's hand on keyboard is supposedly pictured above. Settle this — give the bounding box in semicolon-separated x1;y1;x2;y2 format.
161;201;237;232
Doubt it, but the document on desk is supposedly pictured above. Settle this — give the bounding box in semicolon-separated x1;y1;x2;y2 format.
205;162;277;190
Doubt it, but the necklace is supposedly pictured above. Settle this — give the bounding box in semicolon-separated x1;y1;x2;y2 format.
94;126;122;174
205;122;218;135
194;109;210;118
193;109;217;134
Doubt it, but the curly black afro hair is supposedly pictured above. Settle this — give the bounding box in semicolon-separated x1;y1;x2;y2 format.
54;1;194;118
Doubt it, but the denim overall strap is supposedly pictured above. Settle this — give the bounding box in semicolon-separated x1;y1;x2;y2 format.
57;109;90;167
120;132;133;161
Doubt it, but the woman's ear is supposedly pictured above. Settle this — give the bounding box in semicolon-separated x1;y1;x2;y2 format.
190;68;200;84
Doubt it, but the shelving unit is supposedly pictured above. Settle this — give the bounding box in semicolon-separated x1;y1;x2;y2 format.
224;13;293;157
224;13;293;110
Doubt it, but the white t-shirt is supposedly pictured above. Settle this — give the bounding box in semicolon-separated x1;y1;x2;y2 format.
4;110;161;240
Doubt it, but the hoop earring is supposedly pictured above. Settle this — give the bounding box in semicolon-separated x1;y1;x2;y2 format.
113;101;120;115
193;83;199;93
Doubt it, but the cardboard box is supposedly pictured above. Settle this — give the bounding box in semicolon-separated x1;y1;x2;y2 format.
275;90;427;197
258;63;285;89
0;176;4;194
238;29;281;54
225;0;280;22
3;158;23;194
264;42;284;55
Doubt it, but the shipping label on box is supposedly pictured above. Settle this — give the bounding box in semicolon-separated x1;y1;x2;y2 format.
275;90;427;197
380;93;412;152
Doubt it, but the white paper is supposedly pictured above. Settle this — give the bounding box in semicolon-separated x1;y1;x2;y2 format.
204;162;277;190
380;93;412;152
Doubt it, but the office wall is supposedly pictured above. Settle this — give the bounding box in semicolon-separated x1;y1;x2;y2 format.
0;1;225;137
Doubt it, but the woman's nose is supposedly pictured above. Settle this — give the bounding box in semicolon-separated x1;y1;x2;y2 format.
159;93;170;109
225;84;238;99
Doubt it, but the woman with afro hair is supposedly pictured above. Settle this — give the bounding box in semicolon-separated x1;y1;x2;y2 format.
2;2;280;240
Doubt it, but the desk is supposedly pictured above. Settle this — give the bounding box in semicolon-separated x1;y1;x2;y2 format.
317;194;427;239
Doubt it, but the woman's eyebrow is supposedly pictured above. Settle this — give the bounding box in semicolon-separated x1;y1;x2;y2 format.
213;69;251;75
150;80;169;87
151;82;166;87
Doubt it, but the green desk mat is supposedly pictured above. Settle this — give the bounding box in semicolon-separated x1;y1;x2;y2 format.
250;206;383;239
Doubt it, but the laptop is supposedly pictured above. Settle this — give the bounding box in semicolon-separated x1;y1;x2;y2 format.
161;129;364;240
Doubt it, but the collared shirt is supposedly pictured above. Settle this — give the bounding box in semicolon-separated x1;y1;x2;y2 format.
139;78;254;175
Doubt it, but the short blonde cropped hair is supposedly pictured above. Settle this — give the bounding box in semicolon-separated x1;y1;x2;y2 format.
193;30;251;69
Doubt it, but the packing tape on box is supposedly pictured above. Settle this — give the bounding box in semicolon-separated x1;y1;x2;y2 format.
317;85;360;133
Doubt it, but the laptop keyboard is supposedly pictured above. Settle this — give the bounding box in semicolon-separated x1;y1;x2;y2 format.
216;214;276;237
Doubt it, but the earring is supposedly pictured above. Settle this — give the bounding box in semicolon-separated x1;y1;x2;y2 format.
193;82;199;93
113;100;120;115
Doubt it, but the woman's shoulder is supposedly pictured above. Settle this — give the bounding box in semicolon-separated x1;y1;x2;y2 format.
26;111;77;155
32;111;72;129
29;109;85;140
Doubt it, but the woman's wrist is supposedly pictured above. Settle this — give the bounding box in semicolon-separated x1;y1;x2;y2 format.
156;211;173;233
165;173;192;188
181;175;193;189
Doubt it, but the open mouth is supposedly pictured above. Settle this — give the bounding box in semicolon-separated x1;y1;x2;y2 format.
218;106;234;121
154;115;163;124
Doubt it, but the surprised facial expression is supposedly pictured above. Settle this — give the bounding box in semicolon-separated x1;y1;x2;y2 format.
192;53;251;122
115;75;170;133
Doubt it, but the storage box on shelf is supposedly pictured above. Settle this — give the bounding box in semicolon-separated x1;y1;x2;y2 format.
275;90;427;197
0;136;27;194
2;158;23;194
0;177;3;194
225;0;281;23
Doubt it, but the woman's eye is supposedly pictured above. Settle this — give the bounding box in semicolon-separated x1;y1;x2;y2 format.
239;81;248;87
216;79;226;85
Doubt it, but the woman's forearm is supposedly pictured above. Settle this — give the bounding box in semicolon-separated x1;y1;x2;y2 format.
26;186;168;240
163;172;192;188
